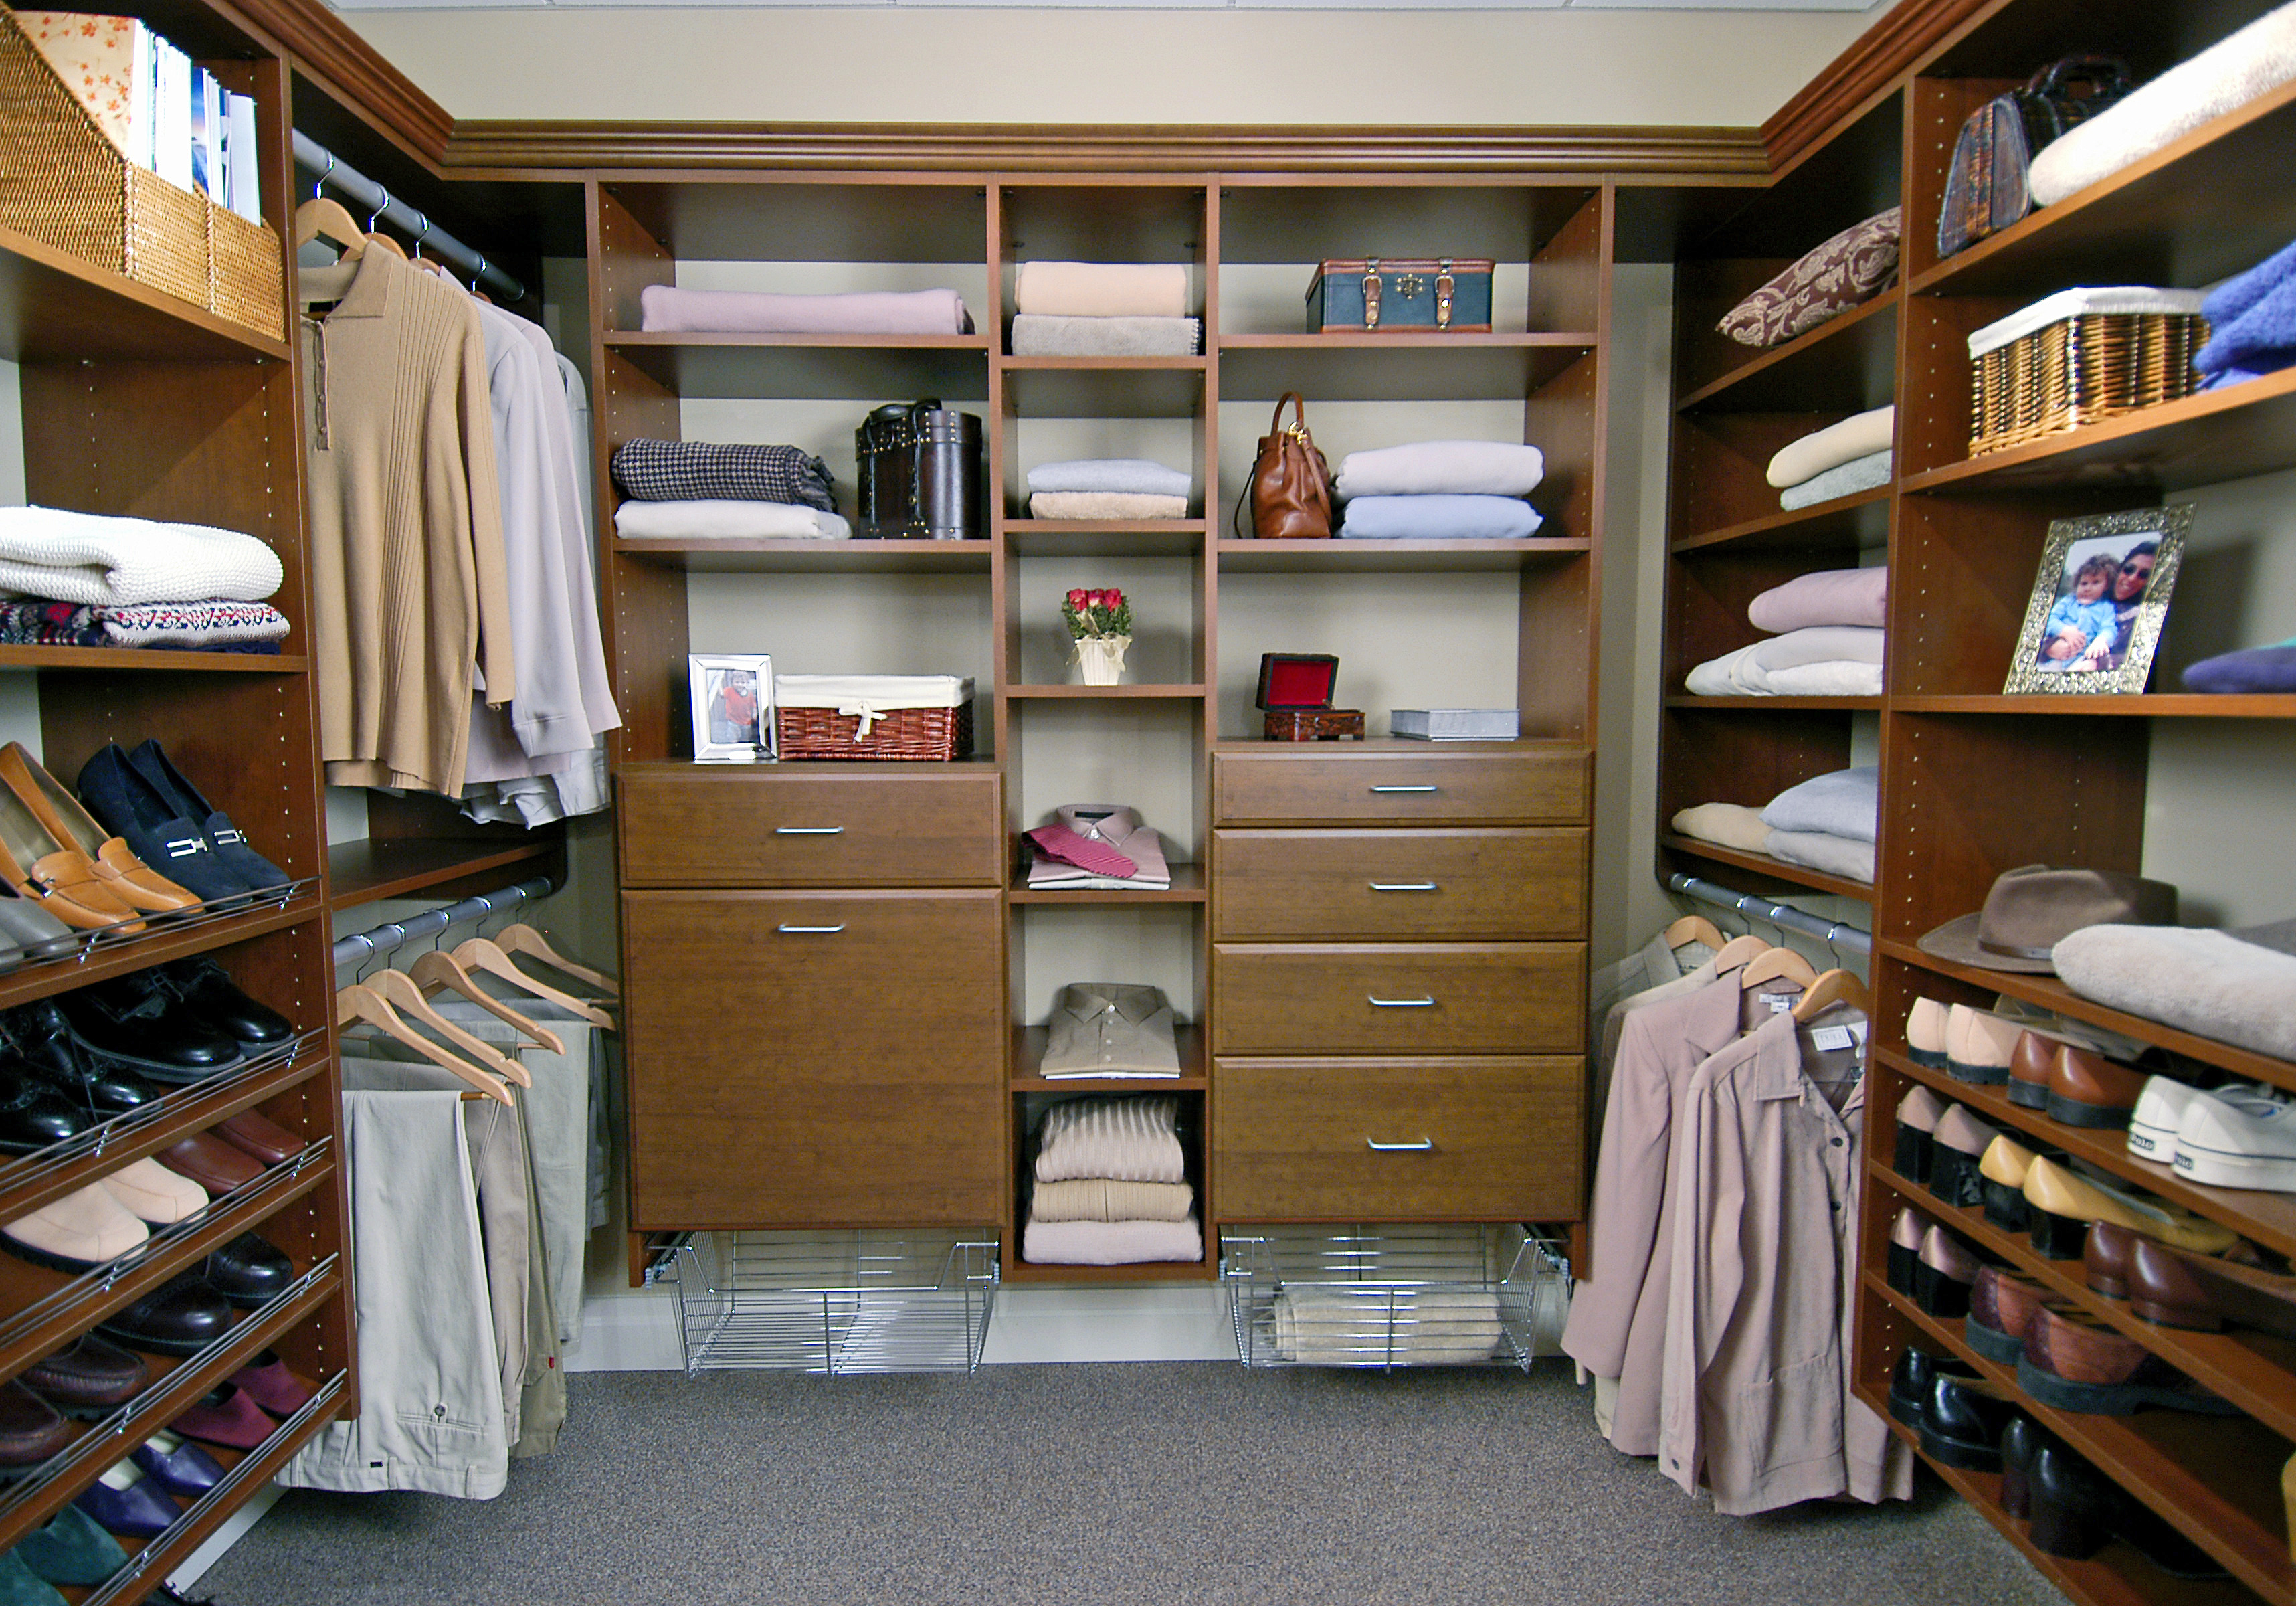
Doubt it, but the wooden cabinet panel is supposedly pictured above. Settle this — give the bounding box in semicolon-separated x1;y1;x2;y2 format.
1212;942;1583;1055
1212;828;1588;941
622;889;1003;1227
1214;1056;1582;1220
1214;747;1588;825
618;764;1002;888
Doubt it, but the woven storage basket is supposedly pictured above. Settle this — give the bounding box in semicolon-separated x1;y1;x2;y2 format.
1969;310;2206;458
777;702;973;762
0;2;284;340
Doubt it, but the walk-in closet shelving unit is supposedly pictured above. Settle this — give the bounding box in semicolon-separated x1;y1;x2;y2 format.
1660;0;2296;1600
590;167;1606;1290
0;0;355;1591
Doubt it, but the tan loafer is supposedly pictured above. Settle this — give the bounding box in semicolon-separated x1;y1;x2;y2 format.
1946;1003;2022;1086
2022;1156;2240;1260
1906;996;1950;1069
1980;1133;2046;1231
98;1157;209;1225
0;743;196;917
0;782;140;933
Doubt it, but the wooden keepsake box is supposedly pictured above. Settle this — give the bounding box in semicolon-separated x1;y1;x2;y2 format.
1264;708;1366;742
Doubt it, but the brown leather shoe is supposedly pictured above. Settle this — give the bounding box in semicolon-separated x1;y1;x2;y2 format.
0;1379;70;1471
2083;1221;2139;1300
1968;1265;2069;1363
158;1132;262;1194
0;743;196;917
2009;1030;2056;1111
23;1334;146;1419
2018;1306;2239;1415
215;1108;306;1166
2127;1237;2296;1338
2048;1045;2149;1130
0;779;142;934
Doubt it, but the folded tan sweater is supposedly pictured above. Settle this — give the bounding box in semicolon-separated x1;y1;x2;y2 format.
1029;1178;1195;1223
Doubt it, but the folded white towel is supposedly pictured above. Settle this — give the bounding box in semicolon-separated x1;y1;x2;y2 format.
1022;1216;1202;1265
1765;829;1877;885
1966;287;2209;359
1026;459;1192;498
1759;660;1885;697
1033;1095;1185;1184
2029;2;2296;209
1735;626;1886;692
1685;645;1755;697
0;505;282;606
1014;262;1189;319
1333;440;1546;499
1766;406;1895;489
613;500;852;541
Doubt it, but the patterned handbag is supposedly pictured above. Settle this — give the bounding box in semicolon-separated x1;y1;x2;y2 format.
1938;56;2133;260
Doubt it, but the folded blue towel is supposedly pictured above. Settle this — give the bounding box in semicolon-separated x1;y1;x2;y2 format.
2182;637;2296;693
1026;459;1191;498
2198;239;2296;377
1337;494;1543;541
2203;236;2296;329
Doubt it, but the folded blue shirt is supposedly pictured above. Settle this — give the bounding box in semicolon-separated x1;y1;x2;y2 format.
1337;494;1543;540
1026;458;1191;498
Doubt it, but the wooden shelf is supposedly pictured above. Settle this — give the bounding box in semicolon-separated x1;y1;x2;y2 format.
1005;684;1208;700
1676;292;1899;415
1009;863;1208;904
1012;1022;1205;1091
0;895;319;1016
612;537;995;573
1659;832;1875;901
999;1255;1216;1285
1664;695;1883;711
328;834;560;911
1670;487;1893;555
1000;357;1205;418
1215;537;1588;573
1892;695;2296;720
0;646;304;674
1005;520;1206;557
1219;332;1595;402
0;221;292;366
602;330;990;400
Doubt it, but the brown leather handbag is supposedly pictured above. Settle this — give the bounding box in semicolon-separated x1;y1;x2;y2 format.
1239;392;1333;540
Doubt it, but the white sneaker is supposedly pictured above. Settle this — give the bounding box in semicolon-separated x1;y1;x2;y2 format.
2130;1076;2205;1164
2174;1089;2296;1192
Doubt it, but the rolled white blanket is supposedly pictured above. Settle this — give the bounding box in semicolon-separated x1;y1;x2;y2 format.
0;505;282;606
1333;440;1545;499
1766;406;1895;490
613;500;851;540
639;284;971;335
2029;2;2296;209
2054;923;2296;1061
1670;802;1774;853
1014;262;1189;319
1022;1216;1202;1265
1033;1095;1185;1184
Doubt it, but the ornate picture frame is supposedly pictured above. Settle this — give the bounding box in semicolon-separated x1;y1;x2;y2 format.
688;653;772;762
2004;507;2190;695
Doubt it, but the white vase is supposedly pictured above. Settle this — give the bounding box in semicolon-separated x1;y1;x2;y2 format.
1073;634;1131;686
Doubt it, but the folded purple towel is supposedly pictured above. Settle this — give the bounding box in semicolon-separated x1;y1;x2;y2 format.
2182;638;2296;693
639;284;973;336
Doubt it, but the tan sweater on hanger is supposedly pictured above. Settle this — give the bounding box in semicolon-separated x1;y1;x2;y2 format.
300;248;515;796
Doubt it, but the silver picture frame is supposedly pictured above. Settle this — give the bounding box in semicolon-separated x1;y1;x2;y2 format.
689;652;773;762
2003;507;2190;695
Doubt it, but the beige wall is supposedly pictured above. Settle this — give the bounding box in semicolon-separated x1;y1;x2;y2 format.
341;6;1881;127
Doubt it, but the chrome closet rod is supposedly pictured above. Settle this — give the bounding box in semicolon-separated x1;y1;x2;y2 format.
331;875;559;969
1666;872;1871;959
292;131;527;302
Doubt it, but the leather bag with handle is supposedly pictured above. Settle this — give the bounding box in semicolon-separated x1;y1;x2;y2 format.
1938;56;2133;259
1240;392;1333;540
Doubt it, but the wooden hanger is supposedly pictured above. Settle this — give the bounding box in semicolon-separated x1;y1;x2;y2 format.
336;982;513;1105
496;922;619;1001
1711;933;1770;973
409;948;565;1055
1663;914;1727;952
1741;946;1820;990
366;968;532;1086
1793;968;1873;1022
364;230;407;259
454;937;615;1029
409;255;446;276
293;197;366;259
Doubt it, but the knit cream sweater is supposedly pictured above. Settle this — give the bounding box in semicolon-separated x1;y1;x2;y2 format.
301;249;514;795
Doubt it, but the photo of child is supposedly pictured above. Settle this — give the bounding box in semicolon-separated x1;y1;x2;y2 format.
2035;547;2123;672
2004;508;2186;697
708;669;761;745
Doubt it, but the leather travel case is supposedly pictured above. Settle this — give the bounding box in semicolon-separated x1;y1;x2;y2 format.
1307;258;1494;332
855;399;984;539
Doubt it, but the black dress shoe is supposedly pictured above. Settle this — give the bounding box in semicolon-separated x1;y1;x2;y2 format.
204;1231;292;1309
1887;1346;1976;1427
3;1000;160;1115
75;743;253;907
2028;1443;2116;1558
23;1334;147;1419
1998;1413;2048;1520
0;1380;70;1475
156;958;294;1053
0;1062;84;1154
126;741;289;893
1918;1374;2018;1471
96;1271;234;1356
57;972;242;1083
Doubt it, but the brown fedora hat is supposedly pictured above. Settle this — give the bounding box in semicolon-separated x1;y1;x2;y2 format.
1917;865;2178;974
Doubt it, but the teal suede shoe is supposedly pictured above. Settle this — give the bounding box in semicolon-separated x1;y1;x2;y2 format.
15;1504;124;1586
0;1551;64;1606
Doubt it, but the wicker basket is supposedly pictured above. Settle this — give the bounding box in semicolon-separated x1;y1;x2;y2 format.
1969;309;2207;458
0;1;285;341
777;701;973;762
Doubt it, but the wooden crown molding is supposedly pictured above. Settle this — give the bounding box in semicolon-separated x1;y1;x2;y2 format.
1761;0;1994;168
440;121;1770;178
231;0;454;163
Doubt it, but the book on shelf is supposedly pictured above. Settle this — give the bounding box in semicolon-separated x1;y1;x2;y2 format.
1390;709;1519;741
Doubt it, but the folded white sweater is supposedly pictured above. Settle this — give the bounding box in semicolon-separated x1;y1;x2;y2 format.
1766;406;1895;490
0;505;284;606
1032;1096;1186;1184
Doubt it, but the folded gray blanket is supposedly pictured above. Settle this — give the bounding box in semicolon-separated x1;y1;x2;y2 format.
639;284;972;335
1026;458;1192;498
611;440;836;513
1762;765;1879;842
1780;449;1893;511
2054;923;2296;1061
1009;315;1201;357
1765;829;1876;885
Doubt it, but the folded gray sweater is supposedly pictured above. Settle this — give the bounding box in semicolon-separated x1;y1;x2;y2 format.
2053;923;2296;1061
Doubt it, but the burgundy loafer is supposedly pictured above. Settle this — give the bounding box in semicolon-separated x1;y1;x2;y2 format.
169;1384;270;1450
229;1350;314;1418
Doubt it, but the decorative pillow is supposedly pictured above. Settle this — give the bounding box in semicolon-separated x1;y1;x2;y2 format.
1719;207;1903;349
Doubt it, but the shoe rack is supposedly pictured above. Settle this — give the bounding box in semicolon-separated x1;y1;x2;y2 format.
1658;0;2296;1600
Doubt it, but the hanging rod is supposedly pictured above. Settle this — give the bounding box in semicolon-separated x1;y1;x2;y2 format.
332;875;558;970
292;131;527;303
1667;872;1871;959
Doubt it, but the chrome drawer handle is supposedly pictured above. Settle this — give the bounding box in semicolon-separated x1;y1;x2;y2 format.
1369;881;1439;893
1367;996;1436;1008
1369;784;1438;794
774;826;844;835
776;924;846;934
1366;1137;1434;1152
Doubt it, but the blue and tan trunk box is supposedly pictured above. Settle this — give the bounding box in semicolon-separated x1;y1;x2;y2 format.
1305;258;1495;333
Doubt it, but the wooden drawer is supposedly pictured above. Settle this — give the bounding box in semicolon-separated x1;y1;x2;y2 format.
618;763;1002;888
1214;1056;1582;1220
622;889;1003;1227
1212;943;1583;1055
1212;828;1586;941
1214;746;1587;826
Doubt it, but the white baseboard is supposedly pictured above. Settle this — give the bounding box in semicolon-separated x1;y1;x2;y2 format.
168;1478;282;1591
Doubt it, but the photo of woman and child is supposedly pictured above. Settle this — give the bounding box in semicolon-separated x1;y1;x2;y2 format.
2035;537;2158;673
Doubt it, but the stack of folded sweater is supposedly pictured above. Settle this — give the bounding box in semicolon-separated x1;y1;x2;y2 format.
1010;262;1200;357
639;284;973;337
610;439;848;541
1767;404;1894;511
1022;1096;1201;1265
2196;235;2296;390
1332;441;1545;540
1025;460;1191;521
0;506;289;653
1684;565;1887;697
1759;764;1879;884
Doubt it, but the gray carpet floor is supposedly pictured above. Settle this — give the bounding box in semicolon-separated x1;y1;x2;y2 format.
199;1363;2058;1605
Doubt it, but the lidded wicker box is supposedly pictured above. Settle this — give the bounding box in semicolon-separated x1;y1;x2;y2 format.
1966;287;2208;458
0;1;285;341
774;674;975;761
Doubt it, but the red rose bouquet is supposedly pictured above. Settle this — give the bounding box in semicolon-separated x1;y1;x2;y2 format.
1061;587;1133;641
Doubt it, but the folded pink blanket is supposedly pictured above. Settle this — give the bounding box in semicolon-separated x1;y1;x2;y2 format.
1022;1216;1202;1265
1747;567;1888;633
639;285;972;335
1013;262;1189;319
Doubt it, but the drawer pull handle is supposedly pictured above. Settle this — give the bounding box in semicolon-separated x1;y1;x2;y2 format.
1366;1137;1434;1152
1367;995;1436;1008
773;826;845;836
776;924;846;935
1369;784;1438;794
1369;881;1439;893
